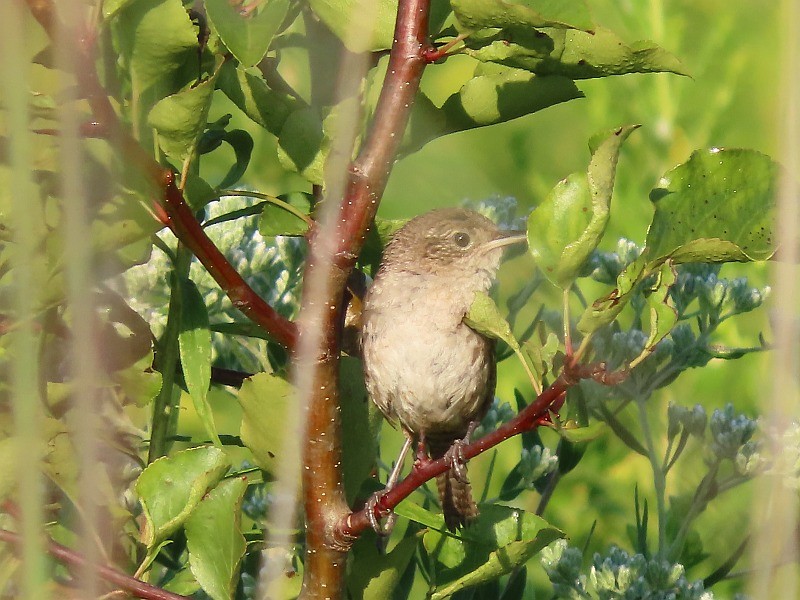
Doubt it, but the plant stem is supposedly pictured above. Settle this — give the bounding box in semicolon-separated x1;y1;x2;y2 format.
636;395;667;555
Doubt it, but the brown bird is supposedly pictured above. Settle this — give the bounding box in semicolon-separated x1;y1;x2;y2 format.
361;207;526;531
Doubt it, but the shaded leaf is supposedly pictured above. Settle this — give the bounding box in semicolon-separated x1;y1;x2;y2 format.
216;129;254;189
642;263;679;357
218;62;300;135
555;420;606;443
522;331;558;381
258;192;312;237
465;27;687;79
451;0;593;31
237;373;294;473
205;0;289;67
577;254;646;334
178;278;219;445
135;446;231;548
645;148;778;264
340;357;382;504
422;504;562;599
186;476;248;600
348;531;419;600
440;64;583;131
464;292;520;353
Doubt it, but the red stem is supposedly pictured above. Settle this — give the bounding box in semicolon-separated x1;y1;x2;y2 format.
341;375;571;536
23;0;298;349
0;529;191;600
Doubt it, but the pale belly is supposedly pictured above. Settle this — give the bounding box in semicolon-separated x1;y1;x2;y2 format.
362;311;493;437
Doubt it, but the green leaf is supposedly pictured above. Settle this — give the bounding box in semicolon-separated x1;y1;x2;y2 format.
113;0;199;119
394;499;446;531
277;107;325;184
522;331;559;381
555;420;606;443
217;62;300;135
645;148;779;264
205;0;290;67
185;476;248;600
340;357;381;504
135;446;231;548
528;125;637;288
178;278;219;446
422;504;563;599
635;263;678;367
149;73;219;163
237;373;294;473
464;292;521;352
451;0;593;31
258;192;312;237
577;253;647;334
102;0;138;19
0;437;36;502
347;531;418;600
216;130;254;189
440;64;583;131
465;27;688;79
308;0;397;51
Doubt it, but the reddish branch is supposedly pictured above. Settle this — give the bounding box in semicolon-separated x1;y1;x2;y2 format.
343;374;570;536
0;529;191;600
23;0;298;349
298;0;432;596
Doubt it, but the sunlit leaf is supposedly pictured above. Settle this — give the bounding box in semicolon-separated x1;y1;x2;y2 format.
308;0;397;51
451;0;593;31
186;476;248;600
464;291;520;352
645;148;778;263
238;373;294;473
205;0;290;67
347;531;418;600
528;125;637;288
135;446;230;548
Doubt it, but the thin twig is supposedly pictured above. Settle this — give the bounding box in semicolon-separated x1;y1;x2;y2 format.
0;529;191;600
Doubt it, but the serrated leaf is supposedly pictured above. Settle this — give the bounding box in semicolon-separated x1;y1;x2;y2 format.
135;446;231;548
464;292;520;352
441;64;583;131
258;192;312;237
149;72;221;163
422;504;562;599
451;0;593;31
205;0;289;67
308;0;397;51
340;357;381;504
237;373;294;473
185;476;248;600
178;278;219;446
528;125;637;288
645;148;778;263
465;27;687;79
218;62;299;135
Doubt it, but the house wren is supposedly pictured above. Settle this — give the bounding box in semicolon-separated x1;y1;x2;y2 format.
361;208;526;531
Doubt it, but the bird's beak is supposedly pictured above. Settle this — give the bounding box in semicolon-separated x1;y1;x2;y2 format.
483;230;528;252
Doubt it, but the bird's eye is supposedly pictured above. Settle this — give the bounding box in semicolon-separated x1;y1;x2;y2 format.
453;231;471;248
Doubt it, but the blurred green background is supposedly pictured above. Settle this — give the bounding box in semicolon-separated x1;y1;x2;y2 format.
182;0;782;595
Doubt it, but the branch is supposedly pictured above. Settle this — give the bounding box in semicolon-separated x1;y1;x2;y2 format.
341;374;571;536
0;529;191;600
23;0;298;350
298;0;432;597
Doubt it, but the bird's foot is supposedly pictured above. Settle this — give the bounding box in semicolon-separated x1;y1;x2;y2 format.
444;422;478;483
366;491;396;536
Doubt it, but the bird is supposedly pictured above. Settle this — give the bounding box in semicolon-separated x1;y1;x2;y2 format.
361;207;526;531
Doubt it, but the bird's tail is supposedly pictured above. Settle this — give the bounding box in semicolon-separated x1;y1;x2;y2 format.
428;437;479;532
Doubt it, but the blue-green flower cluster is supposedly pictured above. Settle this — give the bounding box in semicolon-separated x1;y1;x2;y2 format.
667;403;708;440
587;239;644;285
542;540;716;600
708;404;758;462
465;195;526;231
122;194;305;372
473;397;516;438
519;444;558;487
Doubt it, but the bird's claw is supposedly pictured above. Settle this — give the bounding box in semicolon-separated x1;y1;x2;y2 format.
444;438;469;483
366;491;396;536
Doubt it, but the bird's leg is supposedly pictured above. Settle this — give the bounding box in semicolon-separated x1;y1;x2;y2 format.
444;421;479;483
366;434;413;535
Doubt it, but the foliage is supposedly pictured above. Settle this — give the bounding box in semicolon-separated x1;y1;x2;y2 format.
0;0;790;599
